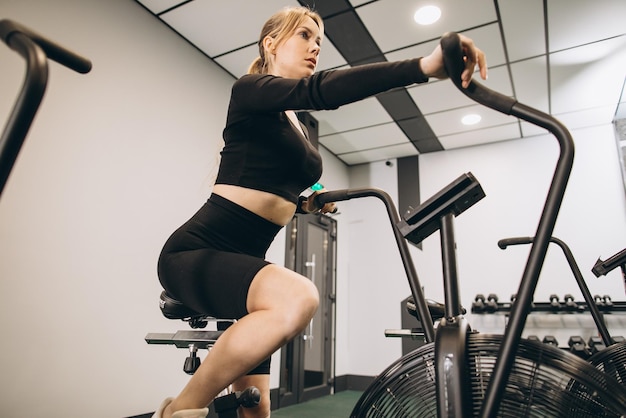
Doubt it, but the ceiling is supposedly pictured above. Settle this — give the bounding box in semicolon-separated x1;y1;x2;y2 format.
134;0;626;166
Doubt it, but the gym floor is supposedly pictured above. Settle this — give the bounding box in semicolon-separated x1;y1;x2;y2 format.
272;391;363;418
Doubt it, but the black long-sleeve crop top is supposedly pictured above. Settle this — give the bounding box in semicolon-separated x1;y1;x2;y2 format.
215;58;429;204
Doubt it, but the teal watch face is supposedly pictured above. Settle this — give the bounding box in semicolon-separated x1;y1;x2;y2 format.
310;182;323;191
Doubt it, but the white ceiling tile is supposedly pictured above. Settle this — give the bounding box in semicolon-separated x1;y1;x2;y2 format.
408;66;513;115
499;0;545;62
550;38;626;115
520;121;547;138
510;56;549;114
339;143;419;166
161;0;301;56
384;37;437;62
319;123;407;154
356;0;497;53
427;104;518;138
214;44;257;79
439;123;521;150
548;0;626;52
408;79;474;115
385;24;506;68
315;40;349;71
555;105;619;131
312;98;393;136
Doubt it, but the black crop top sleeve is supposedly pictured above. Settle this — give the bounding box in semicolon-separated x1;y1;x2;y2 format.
230;58;429;114
216;58;430;204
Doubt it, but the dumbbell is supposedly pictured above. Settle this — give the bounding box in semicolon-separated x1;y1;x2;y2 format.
526;335;540;343
588;335;606;354
484;293;499;313
549;294;560;311
563;294;578;311
593;294;606;311
612;336;624;344
568;336;590;359
542;335;559;347
603;295;613;311
472;294;486;313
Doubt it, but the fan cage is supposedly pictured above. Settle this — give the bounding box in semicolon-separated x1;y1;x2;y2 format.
350;334;626;418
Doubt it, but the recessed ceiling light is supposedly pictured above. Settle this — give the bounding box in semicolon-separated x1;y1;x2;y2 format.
462;114;481;125
414;5;441;25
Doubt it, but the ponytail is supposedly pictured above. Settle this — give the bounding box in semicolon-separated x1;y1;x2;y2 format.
247;56;264;75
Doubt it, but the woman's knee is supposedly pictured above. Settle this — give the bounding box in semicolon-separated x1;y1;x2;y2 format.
247;266;319;322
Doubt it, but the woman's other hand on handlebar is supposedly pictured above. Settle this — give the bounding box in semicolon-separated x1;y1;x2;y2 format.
302;190;337;214
420;33;488;88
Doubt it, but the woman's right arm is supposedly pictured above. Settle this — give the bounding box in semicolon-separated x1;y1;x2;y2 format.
231;33;487;113
231;58;428;113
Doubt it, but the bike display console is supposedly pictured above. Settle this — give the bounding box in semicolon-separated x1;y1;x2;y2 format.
398;172;485;246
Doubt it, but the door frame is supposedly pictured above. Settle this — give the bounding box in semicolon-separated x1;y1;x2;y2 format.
278;212;337;407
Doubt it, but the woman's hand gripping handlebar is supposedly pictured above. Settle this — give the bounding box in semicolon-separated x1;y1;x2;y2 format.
300;189;339;214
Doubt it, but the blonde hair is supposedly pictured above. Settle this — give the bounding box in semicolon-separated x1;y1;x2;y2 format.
247;6;323;75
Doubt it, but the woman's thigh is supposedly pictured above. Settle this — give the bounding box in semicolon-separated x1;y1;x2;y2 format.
160;249;270;319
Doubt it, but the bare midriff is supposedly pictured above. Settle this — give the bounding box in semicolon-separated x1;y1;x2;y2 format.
212;184;297;226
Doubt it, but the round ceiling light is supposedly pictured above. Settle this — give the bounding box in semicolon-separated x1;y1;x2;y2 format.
414;5;441;25
462;114;482;125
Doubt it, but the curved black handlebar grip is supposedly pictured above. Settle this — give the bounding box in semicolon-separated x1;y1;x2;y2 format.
0;19;92;73
313;189;351;207
440;32;515;115
497;237;533;249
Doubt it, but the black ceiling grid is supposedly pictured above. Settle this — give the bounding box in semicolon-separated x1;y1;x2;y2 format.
298;0;444;154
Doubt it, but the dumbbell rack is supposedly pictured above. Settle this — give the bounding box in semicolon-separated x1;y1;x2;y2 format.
471;294;626;314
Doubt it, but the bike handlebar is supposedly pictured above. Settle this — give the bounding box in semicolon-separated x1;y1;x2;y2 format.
497;237;533;249
0;19;92;73
0;19;92;198
440;32;515;115
315;187;436;343
441;32;575;418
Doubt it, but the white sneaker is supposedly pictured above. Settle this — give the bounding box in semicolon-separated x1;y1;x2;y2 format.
152;397;209;418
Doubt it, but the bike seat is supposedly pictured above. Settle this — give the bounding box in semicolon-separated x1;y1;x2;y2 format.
406;297;466;322
158;291;235;330
159;290;206;320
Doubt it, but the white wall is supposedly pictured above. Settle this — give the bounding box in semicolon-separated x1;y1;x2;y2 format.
1;0;240;416
340;160;406;376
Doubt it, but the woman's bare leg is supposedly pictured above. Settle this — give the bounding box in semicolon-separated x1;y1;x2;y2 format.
163;264;319;418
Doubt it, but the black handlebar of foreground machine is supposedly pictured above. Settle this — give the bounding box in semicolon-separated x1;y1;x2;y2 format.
0;19;92;198
440;32;575;417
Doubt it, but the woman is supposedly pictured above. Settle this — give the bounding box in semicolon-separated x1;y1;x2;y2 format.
154;6;487;418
